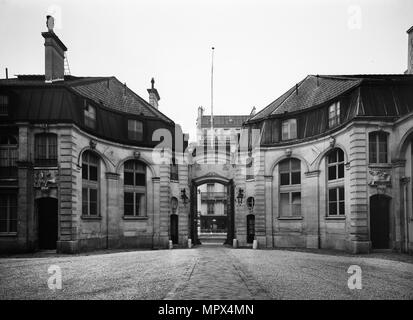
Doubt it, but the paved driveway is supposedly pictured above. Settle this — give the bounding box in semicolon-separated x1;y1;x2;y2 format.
0;245;412;300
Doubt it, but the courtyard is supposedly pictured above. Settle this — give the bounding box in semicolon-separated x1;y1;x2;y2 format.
0;245;412;300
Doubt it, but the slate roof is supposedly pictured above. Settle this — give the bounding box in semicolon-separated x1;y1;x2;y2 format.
249;74;413;122
0;75;173;123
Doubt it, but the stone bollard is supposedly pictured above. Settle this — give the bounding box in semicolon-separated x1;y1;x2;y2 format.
233;239;238;248
252;239;258;249
188;239;192;249
169;240;173;249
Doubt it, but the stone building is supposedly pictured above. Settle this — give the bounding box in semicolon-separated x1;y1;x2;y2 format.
0;18;189;253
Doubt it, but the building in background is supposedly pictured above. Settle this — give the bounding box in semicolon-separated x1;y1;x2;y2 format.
0;16;189;253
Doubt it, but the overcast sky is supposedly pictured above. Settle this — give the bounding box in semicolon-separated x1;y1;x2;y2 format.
0;0;412;141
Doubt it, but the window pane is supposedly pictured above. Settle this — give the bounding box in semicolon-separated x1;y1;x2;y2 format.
329;188;337;201
328;151;337;164
338;163;344;179
82;164;88;180
290;119;297;139
280;193;290;217
328;166;336;180
135;173;146;186
291;192;301;216
124;171;134;185
329;203;337;215
280;173;290;185
291;159;300;171
339;201;345;215
339;187;345;201
89;165;98;181
82;188;88;215
369;133;378;163
291;172;301;185
89;189;97;216
279;160;289;172
124;192;134;216
337;149;344;162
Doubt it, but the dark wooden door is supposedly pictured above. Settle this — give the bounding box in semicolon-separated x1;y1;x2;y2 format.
370;195;390;249
170;214;178;244
247;214;255;244
38;197;58;250
225;181;235;245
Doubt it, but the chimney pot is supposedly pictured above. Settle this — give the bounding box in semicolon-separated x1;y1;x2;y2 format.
42;15;67;82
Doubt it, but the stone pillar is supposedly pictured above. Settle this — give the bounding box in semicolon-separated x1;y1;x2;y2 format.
264;175;273;248
348;126;370;253
106;172;120;248
152;177;161;248
304;170;320;249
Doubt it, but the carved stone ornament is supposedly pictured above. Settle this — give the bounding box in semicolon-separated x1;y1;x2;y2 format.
89;140;97;149
34;170;57;190
133;151;141;159
369;169;391;187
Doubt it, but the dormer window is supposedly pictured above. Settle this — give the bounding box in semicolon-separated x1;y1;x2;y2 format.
0;95;9;116
281;119;297;140
328;101;340;128
128;120;143;141
84;103;96;129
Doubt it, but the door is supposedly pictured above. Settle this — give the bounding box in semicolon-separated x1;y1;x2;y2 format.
246;214;255;244
170;214;178;244
37;197;58;250
370;195;390;249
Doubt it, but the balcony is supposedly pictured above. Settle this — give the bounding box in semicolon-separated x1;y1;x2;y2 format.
201;192;227;202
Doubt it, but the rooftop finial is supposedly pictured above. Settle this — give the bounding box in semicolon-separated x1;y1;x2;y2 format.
46;15;54;32
151;77;155;89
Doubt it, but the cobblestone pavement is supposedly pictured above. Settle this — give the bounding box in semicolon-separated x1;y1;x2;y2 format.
0;245;412;300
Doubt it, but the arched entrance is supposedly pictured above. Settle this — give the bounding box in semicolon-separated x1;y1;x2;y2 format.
190;174;234;245
37;197;58;250
370;194;390;249
170;214;179;244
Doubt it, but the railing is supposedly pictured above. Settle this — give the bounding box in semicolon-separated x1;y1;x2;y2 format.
201;192;227;201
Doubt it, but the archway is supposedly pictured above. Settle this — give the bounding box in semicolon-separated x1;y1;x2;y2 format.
36;197;58;250
370;194;391;249
190;174;234;246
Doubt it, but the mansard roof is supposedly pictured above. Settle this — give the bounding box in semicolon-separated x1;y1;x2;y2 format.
0;75;173;123
248;74;413;123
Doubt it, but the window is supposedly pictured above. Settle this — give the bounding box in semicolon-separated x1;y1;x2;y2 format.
84;102;96;129
246;156;254;180
0;135;18;178
279;158;301;217
0;194;17;233
328;187;345;216
128;120;143;141
225;137;231;163
0;95;9;116
207;202;214;215
326;148;345;216
328;101;341;128
82;151;99;216
34;133;57;166
369;131;388;164
327;148;345;180
170;157;179;181
281;119;297;140
279;158;301;185
124;160;146;217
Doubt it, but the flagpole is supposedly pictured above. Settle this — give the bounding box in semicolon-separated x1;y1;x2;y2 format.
210;47;214;147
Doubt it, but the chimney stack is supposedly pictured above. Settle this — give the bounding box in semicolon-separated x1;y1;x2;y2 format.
42;15;67;82
407;26;413;74
147;78;160;109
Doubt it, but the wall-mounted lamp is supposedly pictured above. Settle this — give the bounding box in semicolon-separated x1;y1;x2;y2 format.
181;188;189;206
236;188;245;205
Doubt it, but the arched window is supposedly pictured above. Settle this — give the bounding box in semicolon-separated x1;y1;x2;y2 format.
124;160;146;217
0;135;18;178
82;151;100;216
170;157;179;181
34;133;57;166
279;158;301;217
326;148;345;216
369;131;388;164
